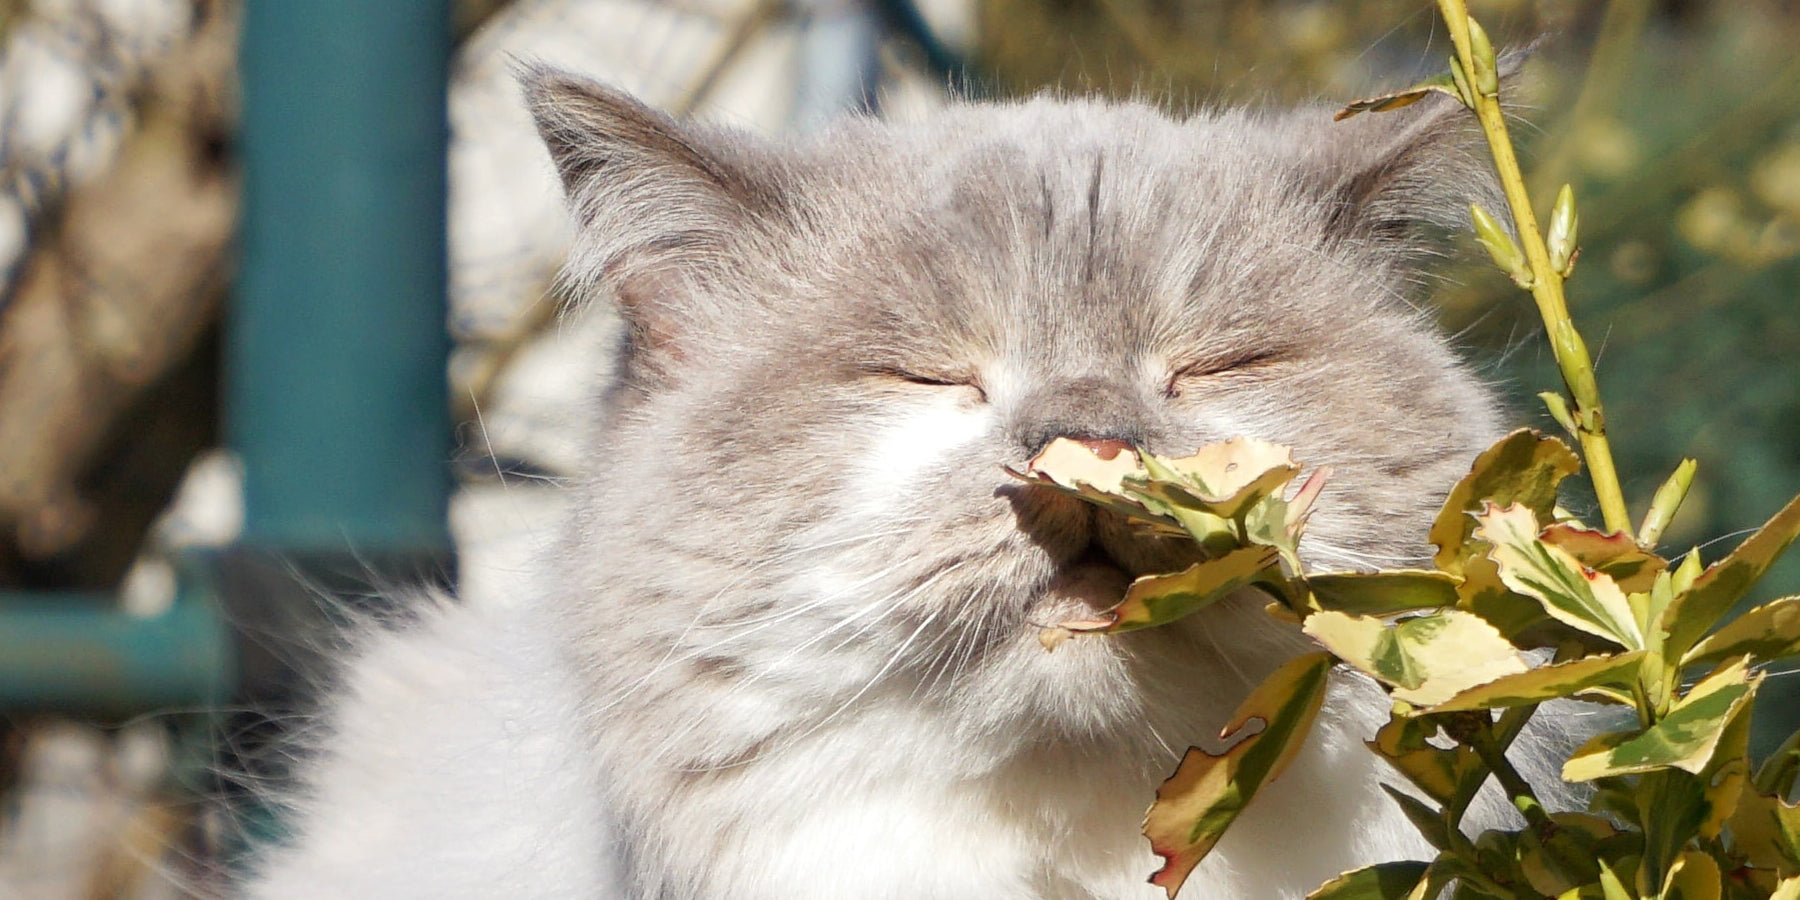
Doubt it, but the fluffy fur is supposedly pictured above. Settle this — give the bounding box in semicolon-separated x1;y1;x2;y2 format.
243;71;1565;899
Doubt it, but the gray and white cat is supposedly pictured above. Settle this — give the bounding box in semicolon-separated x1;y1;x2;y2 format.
245;68;1561;899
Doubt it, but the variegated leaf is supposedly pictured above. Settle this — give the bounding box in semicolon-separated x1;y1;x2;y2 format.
1424;651;1645;713
1562;658;1759;781
1659;490;1800;663
1304;861;1432;900
1335;72;1463;120
1539;521;1668;593
1303;609;1528;707
1366;715;1486;813
1429;429;1580;577
1145;652;1333;897
1475;502;1643;649
1307;570;1460;617
1682;595;1800;668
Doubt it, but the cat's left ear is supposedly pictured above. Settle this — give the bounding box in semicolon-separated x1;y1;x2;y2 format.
1305;54;1531;250
520;65;785;373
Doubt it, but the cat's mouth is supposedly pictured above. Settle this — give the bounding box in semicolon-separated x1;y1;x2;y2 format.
1036;512;1201;618
1041;545;1135;615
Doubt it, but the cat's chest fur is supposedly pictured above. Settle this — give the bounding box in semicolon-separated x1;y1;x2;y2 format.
243;70;1554;899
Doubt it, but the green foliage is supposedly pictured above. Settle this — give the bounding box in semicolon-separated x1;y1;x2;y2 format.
1020;6;1800;895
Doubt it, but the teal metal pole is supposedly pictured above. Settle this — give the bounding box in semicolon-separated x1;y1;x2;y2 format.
233;0;453;555
220;1;455;702
0;584;229;714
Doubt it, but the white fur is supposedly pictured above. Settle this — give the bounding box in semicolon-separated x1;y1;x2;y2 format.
855;394;995;506
244;597;622;899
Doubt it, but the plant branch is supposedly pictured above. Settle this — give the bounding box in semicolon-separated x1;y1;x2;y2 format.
1436;0;1634;537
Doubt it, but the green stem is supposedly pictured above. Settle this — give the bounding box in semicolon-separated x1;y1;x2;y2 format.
1435;0;1634;537
1465;721;1592;886
1465;722;1551;828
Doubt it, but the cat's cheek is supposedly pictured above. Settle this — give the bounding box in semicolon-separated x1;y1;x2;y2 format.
850;395;995;511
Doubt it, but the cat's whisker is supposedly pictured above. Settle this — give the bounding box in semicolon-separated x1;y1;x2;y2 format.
818;558;982;650
694;556;987;709
593;553;921;714
695;560;971;706
679;605;952;773
650;560;986;767
921;590;1002;697
1302;539;1427;572
1196;613;1258;697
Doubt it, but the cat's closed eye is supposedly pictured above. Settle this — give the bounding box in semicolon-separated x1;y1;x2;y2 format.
1163;349;1288;399
867;365;989;402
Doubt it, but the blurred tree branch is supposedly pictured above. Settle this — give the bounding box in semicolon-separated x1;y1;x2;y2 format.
0;1;235;582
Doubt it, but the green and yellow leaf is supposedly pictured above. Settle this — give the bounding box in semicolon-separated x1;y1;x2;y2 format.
1132;436;1303;525
1682;595;1800;668
1304;861;1432;900
1335;72;1462;120
1597;859;1632;900
1145;652;1334;898
1562;658;1759;781
1303;609;1527;707
1635;770;1712;893
1424;650;1645;713
1366;715;1487;813
1454;550;1556;644
1539;521;1668;593
1475;502;1644;649
1699;684;1755;841
1383;785;1457;853
1659;490;1800;663
1009;437;1178;529
1307;570;1460;617
1731;788;1800;876
1429;429;1581;577
1660;850;1722;900
1754;729;1800;797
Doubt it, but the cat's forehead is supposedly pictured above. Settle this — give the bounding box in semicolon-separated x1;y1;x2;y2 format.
825;101;1311;236
783;103;1347;362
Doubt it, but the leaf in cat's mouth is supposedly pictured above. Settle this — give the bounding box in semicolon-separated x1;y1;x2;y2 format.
1016;436;1327;649
1033;524;1199;637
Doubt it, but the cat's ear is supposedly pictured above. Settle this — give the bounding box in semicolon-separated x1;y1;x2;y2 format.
521;66;777;369
1305;56;1529;251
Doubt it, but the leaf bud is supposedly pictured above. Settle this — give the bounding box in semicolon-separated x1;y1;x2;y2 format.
1471;204;1533;287
1447;56;1475;109
1637;458;1697;548
1671;547;1703;596
1537;391;1577;436
1467;17;1500;97
1547;184;1580;276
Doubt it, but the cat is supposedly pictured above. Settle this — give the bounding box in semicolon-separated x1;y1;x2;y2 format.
241;66;1568;899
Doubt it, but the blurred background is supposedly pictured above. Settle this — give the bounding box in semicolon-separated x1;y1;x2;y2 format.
0;0;1797;896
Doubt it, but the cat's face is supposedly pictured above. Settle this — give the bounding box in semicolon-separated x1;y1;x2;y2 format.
529;72;1502;759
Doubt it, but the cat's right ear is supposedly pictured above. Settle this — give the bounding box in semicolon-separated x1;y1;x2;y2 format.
521;66;776;370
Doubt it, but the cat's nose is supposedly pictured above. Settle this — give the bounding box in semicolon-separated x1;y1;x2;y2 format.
1074;438;1134;461
1012;377;1152;458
